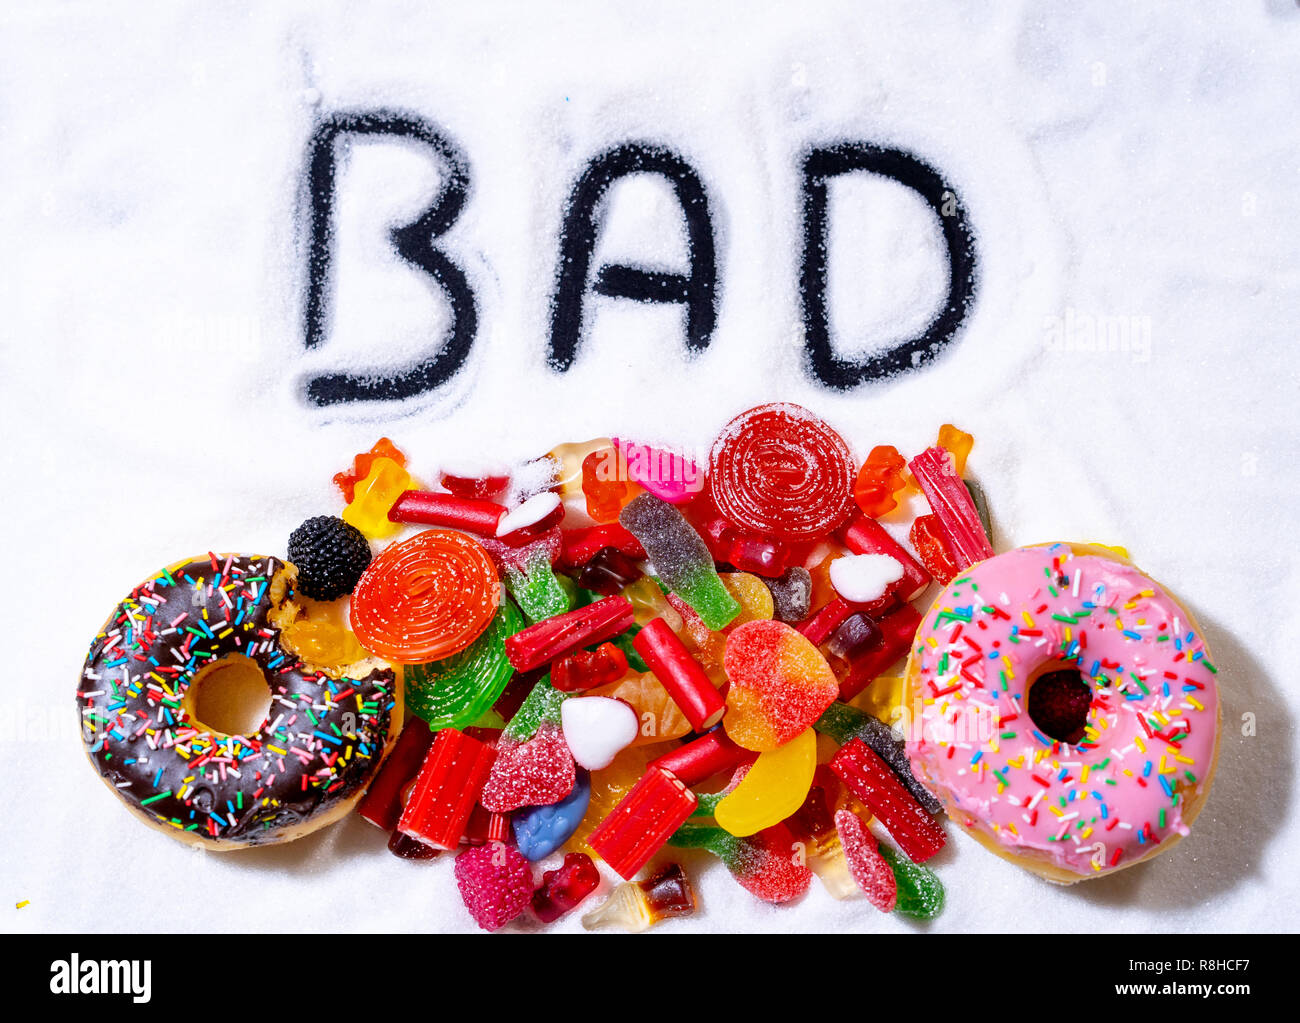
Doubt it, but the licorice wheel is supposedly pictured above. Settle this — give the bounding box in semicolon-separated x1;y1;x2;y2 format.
707;402;855;543
350;528;500;664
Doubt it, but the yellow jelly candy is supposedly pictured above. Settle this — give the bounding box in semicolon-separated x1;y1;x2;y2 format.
547;437;613;500
719;572;774;631
587;672;692;746
937;424;974;476
341;457;413;539
621;576;672;627
715;727;816;837
849;674;906;729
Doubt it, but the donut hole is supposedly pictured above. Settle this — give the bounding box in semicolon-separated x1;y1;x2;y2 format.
1026;666;1092;745
183;654;272;737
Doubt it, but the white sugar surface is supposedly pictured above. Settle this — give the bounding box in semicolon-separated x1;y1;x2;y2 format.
2;0;1298;934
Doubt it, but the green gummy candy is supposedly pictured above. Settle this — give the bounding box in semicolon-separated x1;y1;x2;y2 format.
964;478;994;545
505;550;571;623
503;675;568;742
878;844;945;919
675;565;742;631
403;599;525;730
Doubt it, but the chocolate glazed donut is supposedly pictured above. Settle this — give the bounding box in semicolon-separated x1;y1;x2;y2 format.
77;554;401;847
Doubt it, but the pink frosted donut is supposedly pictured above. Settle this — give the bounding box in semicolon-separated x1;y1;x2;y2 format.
903;542;1221;883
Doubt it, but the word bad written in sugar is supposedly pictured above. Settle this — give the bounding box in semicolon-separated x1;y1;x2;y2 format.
300;110;978;408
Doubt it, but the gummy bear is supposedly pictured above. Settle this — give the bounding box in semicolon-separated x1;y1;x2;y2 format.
334;437;408;502
531;852;601;923
342;456;414;539
551;642;629;693
853;444;908;518
548;437;615;501
582;447;633;523
454;842;534;932
936;424;973;476
787;771;857;899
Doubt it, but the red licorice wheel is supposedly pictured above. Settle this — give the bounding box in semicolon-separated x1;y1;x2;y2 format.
707;402;855;543
350;529;500;664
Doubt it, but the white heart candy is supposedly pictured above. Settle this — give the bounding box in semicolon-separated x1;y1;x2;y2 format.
829;553;905;603
561;696;639;771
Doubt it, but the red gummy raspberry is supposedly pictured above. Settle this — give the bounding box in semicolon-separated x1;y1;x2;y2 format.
454;842;534;932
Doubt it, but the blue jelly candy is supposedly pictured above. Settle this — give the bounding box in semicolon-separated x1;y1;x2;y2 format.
512;770;592;860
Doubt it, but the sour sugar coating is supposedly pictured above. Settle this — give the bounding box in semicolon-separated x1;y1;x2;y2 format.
708;402;856;543
479;721;576;813
454;842;534;932
834;809;897;912
618;493;741;630
904;543;1221;883
723;619;840;751
763;566;813;623
669;820;812;904
76;555;399;847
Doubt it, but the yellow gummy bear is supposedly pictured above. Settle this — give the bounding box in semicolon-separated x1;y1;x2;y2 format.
715;727;816;837
937;424;974;476
341;457;413;539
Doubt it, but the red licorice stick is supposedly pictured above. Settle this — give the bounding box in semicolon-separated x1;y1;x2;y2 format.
504;596;635;672
356;716;434;830
397;728;497;850
838;513;931;600
560;523;646;567
388;490;507;535
648;729;753;787
487;811;512;845
797;597;856;647
907;447;995;569
589;767;698;879
830;738;946;863
837;602;922;701
633;618;726;731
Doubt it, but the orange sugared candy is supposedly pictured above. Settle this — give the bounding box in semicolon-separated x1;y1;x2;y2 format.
723;620;840;752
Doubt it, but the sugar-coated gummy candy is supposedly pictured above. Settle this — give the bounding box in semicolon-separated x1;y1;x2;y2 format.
830;738;946;863
588;766;698;879
454;842;534;932
403;599;525;730
479;721;577;813
853;444;909;518
878;843;946;919
561;696;639;771
531;852;601;923
503;545;572;623
503;675;568;742
581;862;697;932
397;728;497;850
512;770;592;861
669;820;811;904
350;528;500;664
618;493;740;630
708;402;856;543
763;566;813;623
834;808;897;912
714;727;816;837
504;595;635;673
723;619;840;751
815;702;941;813
907;446;994;569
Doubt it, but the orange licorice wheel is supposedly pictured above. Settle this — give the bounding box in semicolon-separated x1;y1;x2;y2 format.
350;529;500;663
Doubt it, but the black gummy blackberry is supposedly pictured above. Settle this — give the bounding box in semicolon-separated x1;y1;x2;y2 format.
287;516;372;601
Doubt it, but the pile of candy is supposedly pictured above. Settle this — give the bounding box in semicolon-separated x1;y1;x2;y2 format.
287;403;995;930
